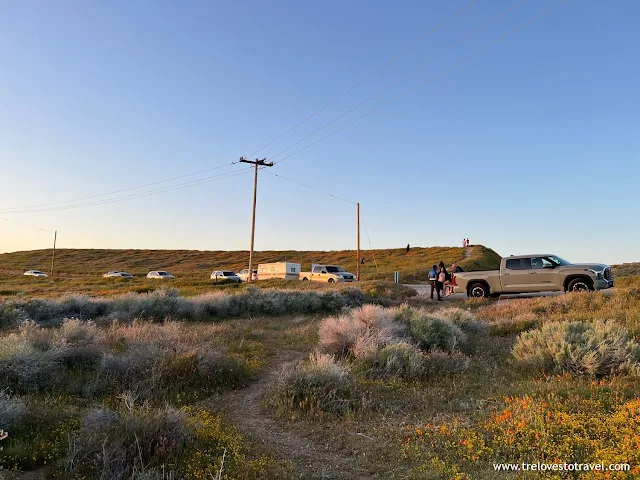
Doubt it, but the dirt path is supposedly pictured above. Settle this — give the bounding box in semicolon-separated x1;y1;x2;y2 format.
206;352;374;480
464;246;474;259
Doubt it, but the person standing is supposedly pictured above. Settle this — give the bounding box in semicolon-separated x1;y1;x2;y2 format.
437;267;446;301
428;264;440;300
462;238;466;248
406;243;410;253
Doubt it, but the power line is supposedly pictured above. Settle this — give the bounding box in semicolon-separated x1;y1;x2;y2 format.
273;0;567;165
0;161;239;213
1;217;54;233
247;0;478;158
361;214;380;274
270;0;526;161
3;168;253;214
266;171;356;204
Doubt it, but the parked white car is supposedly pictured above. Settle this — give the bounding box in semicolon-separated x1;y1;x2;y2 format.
24;270;47;277
103;271;133;278
211;270;242;283
147;271;175;279
237;269;258;282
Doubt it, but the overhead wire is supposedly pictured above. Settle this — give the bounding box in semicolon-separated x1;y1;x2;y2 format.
247;0;478;157
274;0;567;165
1;217;54;233
3;167;253;214
0;161;239;213
269;0;526;161
266;171;356;204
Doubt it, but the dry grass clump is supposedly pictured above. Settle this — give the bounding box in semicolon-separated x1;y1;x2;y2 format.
268;352;361;418
65;405;190;480
512;319;640;377
0;319;249;398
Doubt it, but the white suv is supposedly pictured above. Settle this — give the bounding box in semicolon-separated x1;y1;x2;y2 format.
211;270;242;283
24;270;48;277
103;271;133;278
147;271;175;279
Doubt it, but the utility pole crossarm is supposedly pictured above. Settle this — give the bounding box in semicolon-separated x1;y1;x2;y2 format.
238;156;273;283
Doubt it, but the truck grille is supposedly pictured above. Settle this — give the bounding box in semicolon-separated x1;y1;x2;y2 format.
604;268;613;281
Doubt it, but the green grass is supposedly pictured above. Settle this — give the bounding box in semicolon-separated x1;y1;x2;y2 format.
0;245;501;297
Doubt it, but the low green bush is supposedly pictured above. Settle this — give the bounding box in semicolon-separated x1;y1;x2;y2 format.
354;343;470;381
403;312;466;353
512;319;640;377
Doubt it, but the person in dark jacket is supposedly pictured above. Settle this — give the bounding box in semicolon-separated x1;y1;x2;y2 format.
428;265;440;300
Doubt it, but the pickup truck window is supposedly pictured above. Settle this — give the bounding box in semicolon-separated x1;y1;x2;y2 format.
531;257;555;269
506;258;531;270
313;266;323;273
547;255;572;266
326;266;344;273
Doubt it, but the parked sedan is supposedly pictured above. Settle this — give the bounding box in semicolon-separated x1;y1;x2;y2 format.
24;270;48;277
211;270;242;283
147;271;175;279
103;271;134;278
237;269;258;282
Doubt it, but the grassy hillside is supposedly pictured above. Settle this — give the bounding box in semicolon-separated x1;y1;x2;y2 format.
0;245;502;298
613;262;640;277
0;245;501;281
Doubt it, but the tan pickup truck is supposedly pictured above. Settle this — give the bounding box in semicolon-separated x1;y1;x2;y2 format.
453;254;614;298
299;264;356;283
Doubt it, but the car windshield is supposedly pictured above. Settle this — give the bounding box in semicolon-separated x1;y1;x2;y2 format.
32;271;43;274
325;266;344;273
158;272;169;275
546;256;572;266
222;271;235;276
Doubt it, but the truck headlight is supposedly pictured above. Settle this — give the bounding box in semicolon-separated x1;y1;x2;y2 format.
586;269;603;279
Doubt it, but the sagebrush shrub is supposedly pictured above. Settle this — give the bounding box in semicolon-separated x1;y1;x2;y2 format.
434;307;487;334
319;305;403;357
403;311;466;353
0;391;26;431
0;288;363;326
355;343;470;381
512;320;640;377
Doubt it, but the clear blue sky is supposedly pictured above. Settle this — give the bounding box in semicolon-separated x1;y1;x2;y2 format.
1;0;639;264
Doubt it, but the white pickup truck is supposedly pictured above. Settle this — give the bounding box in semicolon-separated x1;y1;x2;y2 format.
299;264;356;283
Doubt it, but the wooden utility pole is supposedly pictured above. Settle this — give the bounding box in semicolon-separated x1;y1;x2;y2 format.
356;203;360;281
239;156;274;283
50;230;57;276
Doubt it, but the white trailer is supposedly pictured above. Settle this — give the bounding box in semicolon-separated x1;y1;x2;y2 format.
257;262;301;280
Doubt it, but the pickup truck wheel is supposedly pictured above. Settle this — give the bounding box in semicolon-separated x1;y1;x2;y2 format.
469;283;489;298
302;278;309;281
328;278;335;283
568;278;592;292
